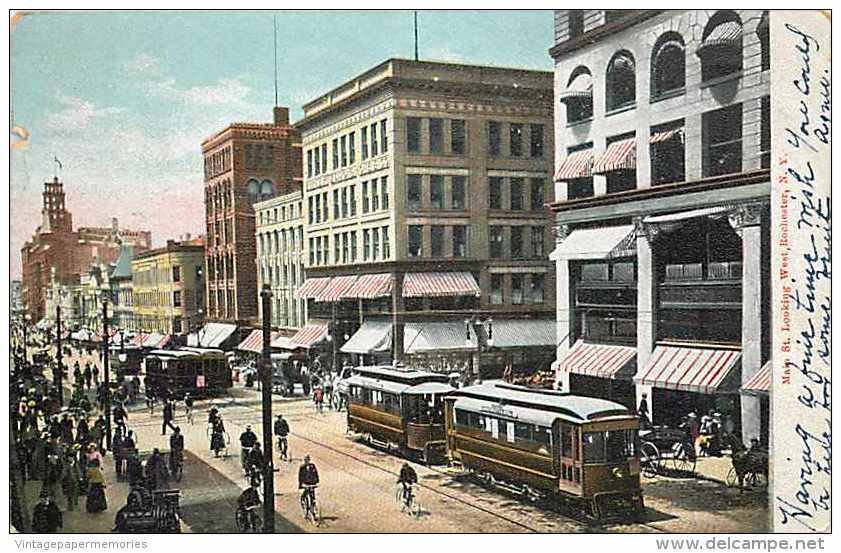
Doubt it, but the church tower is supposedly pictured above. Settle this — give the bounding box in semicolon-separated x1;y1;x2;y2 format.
41;177;73;233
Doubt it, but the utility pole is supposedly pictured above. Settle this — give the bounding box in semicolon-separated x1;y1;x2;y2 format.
55;305;64;406
331;303;338;371
102;299;112;450
259;285;275;533
392;272;405;363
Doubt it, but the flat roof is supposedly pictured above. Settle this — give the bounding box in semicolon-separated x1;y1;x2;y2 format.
354;365;450;383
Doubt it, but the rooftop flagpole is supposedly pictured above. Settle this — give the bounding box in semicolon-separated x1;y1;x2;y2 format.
413;11;419;61
273;15;279;106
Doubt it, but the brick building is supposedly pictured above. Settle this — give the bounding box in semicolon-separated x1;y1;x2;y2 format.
549;10;770;444
201;107;303;326
20;177;151;322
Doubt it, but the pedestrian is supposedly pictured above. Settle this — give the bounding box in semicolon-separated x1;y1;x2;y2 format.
162;399;176;435
83;365;92;390
41;452;64;500
61;450;81;511
113;401;128;435
85;458;108;513
32;491;63;533
92;364;100;385
145;448;170;490
92;416;106;454
113;429;125;478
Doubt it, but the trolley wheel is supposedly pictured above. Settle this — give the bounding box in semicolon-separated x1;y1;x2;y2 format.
640;441;661;477
590;497;602;520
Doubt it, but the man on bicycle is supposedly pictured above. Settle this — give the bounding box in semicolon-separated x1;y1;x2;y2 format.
313;386;324;413
274;414;290;458
236;482;261;531
169;427;185;474
239;425;258;472
398;462;418;501
247;442;265;481
184;393;194;422
298;454;320;503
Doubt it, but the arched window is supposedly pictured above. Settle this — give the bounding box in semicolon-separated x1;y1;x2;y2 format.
651;32;686;98
246;178;261;204
559;66;593;123
757;11;769;71
606;50;636;112
260;179;276;201
697;11;743;82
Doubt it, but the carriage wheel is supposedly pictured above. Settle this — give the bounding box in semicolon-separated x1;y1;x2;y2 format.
672;443;697;474
747;470;767;489
640;441;661;477
725;466;739;488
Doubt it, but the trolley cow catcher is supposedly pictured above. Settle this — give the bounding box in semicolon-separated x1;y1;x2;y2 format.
444;383;644;519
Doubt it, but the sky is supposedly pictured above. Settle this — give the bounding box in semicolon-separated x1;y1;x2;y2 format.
10;10;554;279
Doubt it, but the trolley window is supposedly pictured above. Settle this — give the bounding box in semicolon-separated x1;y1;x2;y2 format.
583;429;637;463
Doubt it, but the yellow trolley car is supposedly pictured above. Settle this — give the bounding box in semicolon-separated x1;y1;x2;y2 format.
346;365;453;463
444;382;643;519
145;347;231;399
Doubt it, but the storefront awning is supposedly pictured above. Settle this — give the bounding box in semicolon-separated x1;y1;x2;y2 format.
560;340;636;379
697;20;743;54
634;345;742;394
342;273;393;299
549;225;636;260
404;321;476;353
742;361;771;396
490;319;556;348
554;149;594;181
559;73;593;102
340;320;392;354
402;272;481;298
313;275;358;302
643;205;734;224
290;322;328;348
650;128;683;144
237;329;265;354
593;137;636;174
295;277;332;299
187;323;237;348
271;335;297;350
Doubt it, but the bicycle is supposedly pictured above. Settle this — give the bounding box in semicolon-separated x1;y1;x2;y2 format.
300;484;320;526
241;446;254;475
185;405;194;425
396;484;422;517
235;505;262;533
277;436;290;463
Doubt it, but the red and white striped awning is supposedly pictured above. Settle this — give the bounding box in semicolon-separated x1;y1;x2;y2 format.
290;322;328;348
554;149;594;181
634;345;742;394
342;273;393;299
313;275;358;303
237;329;264;353
402;271;481;298
295;277;331;299
742;361;771;395
649;128;683;144
559;73;593;102
593;138;636;174
156;335;171;349
698;21;743;53
560;340;637;379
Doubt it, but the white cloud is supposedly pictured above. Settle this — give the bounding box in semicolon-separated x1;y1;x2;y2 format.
43;94;124;130
122;52;163;77
148;76;253;108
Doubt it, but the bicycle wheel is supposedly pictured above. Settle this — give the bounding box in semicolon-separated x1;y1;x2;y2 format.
235;511;246;532
726;466;739;488
672;443;697;474
640;441;660;477
251;513;263;533
410;497;422;518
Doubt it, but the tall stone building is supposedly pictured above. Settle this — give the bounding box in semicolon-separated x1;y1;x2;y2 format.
549;10;770;444
201;108;302;325
20;177;151;321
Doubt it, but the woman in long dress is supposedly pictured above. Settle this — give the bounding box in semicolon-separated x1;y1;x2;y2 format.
210;416;226;457
85;458;108;513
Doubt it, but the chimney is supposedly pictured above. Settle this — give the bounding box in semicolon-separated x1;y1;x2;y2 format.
111;217;119;231
273;106;289;126
184;233;191;242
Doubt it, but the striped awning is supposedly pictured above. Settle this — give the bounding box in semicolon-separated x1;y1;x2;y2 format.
634;345;742;394
295;277;331;299
698;21;743;53
237;329;266;353
156;335;172;349
593;138;636;174
742;361;771;395
313;275;358;303
559;73;593;102
560;340;637;379
554;149;594;181
549;225;636;260
650;128;683;144
402;271;481;298
340;320;392;354
342;273;393;299
404;322;475;353
290;322;328;348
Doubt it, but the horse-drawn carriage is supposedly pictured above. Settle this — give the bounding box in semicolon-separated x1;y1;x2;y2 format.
638;426;697;476
117;489;181;533
726;444;768;490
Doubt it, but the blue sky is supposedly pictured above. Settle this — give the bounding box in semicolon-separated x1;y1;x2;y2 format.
10;10;553;278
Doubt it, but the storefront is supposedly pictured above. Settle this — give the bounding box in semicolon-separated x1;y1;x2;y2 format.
557;339;636;409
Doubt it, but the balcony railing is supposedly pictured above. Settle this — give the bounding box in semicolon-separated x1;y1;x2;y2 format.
664;261;742;282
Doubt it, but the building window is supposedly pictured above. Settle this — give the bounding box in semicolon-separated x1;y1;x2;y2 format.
408;226;423;258
349;185;357;216
407;175;422;211
349;132;356;164
698;12;743;82
172;290;182;307
350;232;357;261
307;150;313;177
489;177;503;210
703;104;743;177
406;117;421;153
651;122;686;185
490;274;504;305
313;147;320;176
760;96;770;169
510;123;523;157
511;226;524;259
452;176;466;210
603;133;637;194
370;123;378;157
382;226;390;259
333;189;340;219
361;127;369;159
341;187;348;218
313;195;320;223
606;50;636;112
562;67;594;124
651;32;686;98
758;11;770;71
173;316;183;334
372;228;380;260
431;225;445;257
363;229;371;261
451;119;466;155
380;120;388;153
532;226;545;258
340;135;348;167
342;233;349;263
371;178;380;211
381;177;389;210
322;191;329;221
511;275;524;305
430;175;444;209
530;124;544;157
362;181;370;213
453;225;467;257
488;121;501;156
172;266;181;283
320;144;327;173
489;226;504;259
510;178;524;211
429;118;444;154
334;234;341;263
530;178;545;211
332;138;339;169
